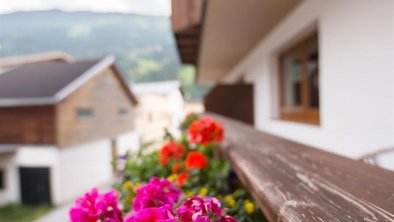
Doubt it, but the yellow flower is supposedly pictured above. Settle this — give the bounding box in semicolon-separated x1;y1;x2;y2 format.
244;200;255;214
233;188;243;196
123;181;133;190
167;174;178;183
224;195;236;208
126;196;133;206
185;191;195;198
198;188;208;196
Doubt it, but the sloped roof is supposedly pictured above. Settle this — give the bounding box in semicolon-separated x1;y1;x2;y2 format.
0;60;98;99
0;55;138;107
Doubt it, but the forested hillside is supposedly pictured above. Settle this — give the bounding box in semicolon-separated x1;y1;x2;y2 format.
0;10;209;98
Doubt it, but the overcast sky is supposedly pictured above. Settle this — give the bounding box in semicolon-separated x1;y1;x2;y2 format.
0;0;171;16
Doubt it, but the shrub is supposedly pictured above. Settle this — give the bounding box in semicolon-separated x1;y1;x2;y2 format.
70;114;266;222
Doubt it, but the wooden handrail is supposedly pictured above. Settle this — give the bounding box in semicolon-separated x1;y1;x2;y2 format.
211;114;394;221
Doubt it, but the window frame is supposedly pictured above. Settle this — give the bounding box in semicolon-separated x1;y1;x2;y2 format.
76;108;94;120
118;108;129;118
278;32;320;125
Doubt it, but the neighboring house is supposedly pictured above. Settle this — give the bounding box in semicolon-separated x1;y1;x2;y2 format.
132;80;185;141
0;54;139;206
172;0;394;170
0;51;74;74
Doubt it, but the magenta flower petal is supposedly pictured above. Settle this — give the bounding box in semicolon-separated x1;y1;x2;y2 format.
124;206;175;222
69;188;123;222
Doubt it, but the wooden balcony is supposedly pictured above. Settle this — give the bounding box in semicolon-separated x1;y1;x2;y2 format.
171;0;204;65
204;84;254;124
213;114;394;221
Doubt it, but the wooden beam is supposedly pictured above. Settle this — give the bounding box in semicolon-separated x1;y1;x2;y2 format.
176;38;200;46
171;0;203;32
212;113;394;221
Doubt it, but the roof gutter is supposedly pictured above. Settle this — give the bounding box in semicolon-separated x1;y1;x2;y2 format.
0;97;57;107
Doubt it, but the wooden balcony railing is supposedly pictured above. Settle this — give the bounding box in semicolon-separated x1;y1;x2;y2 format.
212;114;394;221
204;84;254;124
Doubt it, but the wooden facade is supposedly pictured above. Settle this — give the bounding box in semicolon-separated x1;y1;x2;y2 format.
0;67;136;148
56;68;135;147
172;0;205;65
171;0;203;32
0;106;56;144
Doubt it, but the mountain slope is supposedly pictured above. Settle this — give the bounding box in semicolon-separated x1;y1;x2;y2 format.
0;10;181;83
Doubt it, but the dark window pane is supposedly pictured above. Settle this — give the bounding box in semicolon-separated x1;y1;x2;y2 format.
307;37;319;108
77;108;94;120
0;169;4;189
118;108;128;117
282;52;302;111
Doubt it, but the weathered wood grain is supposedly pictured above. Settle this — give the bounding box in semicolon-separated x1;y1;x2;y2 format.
212;114;394;222
56;68;135;147
0;106;55;144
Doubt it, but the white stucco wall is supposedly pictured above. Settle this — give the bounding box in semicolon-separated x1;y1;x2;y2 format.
0;154;18;206
15;146;61;204
225;0;394;158
58;140;113;203
0;146;60;206
116;131;141;154
0;132;139;206
167;90;186;137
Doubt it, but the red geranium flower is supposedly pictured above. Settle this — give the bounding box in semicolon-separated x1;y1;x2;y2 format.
177;172;189;186
171;163;182;174
187;116;224;145
185;151;208;170
159;142;186;165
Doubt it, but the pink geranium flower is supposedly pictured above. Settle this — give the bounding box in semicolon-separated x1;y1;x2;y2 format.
124;206;176;222
69;188;123;222
133;177;183;211
176;197;237;222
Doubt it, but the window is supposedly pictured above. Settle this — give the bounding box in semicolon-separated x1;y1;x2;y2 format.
118;108;128;118
279;32;319;124
77;108;94;120
0;169;4;190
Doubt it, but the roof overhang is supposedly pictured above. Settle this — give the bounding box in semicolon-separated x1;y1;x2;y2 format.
172;0;302;84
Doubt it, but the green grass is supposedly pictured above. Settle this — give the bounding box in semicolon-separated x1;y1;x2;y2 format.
0;204;53;222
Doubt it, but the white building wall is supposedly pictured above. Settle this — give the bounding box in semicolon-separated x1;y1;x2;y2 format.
225;0;394;158
16;147;60;204
0;146;60;206
167;90;186;137
0;132;139;206
0;154;18;206
116;131;141;154
58;140;113;203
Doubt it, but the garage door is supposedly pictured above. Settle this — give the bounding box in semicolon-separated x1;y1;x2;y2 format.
19;167;51;205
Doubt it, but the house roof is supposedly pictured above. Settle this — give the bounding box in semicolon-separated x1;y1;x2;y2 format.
132;80;182;96
0;55;138;107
